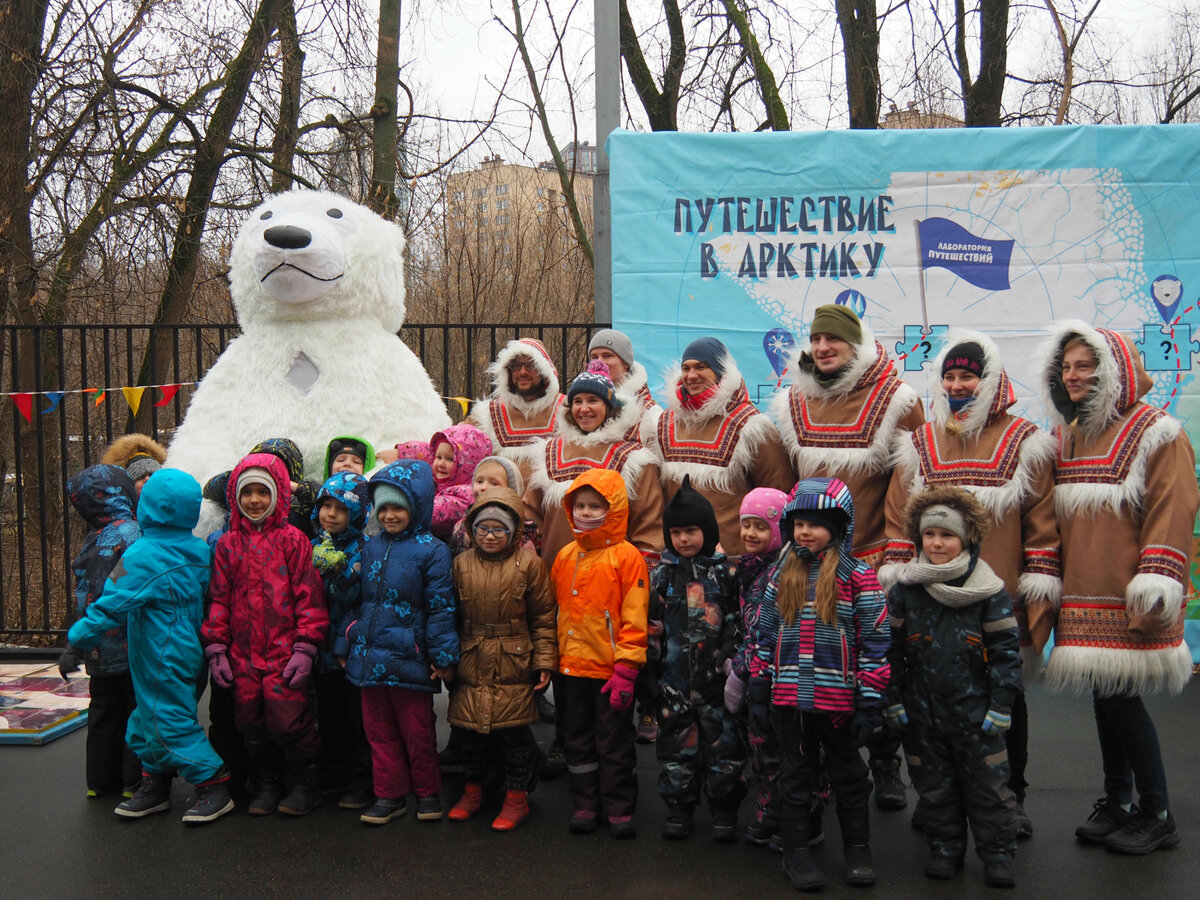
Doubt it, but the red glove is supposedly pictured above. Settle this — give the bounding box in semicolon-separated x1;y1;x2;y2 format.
600;662;638;711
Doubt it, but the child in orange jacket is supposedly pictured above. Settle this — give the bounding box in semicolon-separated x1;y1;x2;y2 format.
551;468;649;839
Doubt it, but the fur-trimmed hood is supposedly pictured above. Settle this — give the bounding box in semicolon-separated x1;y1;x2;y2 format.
789;323;886;399
662;352;752;427
101;433;167;469
1042;321;1152;441
486;338;561;414
902;484;991;551
931;329;1017;438
555;391;637;447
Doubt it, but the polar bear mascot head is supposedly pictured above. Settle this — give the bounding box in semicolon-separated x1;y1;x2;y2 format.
167;190;451;534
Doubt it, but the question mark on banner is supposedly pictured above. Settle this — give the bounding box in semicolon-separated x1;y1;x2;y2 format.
920;340;932;359
1162;340;1173;355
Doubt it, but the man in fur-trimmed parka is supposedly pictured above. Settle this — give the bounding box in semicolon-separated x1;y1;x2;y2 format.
468;338;565;485
768;304;924;809
881;331;1060;834
1041;322;1198;855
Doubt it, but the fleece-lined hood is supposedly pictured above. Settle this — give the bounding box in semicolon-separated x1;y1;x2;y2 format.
138;468;204;532
562;467;630;551
227;453;291;532
931;329;1018;438
369;459;436;538
323;435;376;479
486;338;562;413
313;472;370;543
68;464;138;529
1043;321;1153;441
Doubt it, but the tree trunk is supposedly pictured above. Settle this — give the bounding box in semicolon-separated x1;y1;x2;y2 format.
134;0;288;433
721;0;789;130
958;0;1009;126
618;0;685;131
271;0;304;192
368;0;402;218
835;0;880;129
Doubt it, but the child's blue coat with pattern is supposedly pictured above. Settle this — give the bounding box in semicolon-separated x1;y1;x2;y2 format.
311;472;370;671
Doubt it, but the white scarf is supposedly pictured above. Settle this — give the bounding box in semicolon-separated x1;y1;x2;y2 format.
895;551;1004;608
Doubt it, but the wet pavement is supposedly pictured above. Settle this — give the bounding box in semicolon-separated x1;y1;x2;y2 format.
3;670;1198;899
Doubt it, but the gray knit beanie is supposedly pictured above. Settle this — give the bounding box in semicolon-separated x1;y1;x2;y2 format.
588;329;634;367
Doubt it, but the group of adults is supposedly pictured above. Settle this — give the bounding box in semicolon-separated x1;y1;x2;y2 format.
466;306;1197;853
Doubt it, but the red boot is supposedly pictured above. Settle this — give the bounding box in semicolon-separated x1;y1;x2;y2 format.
448;783;484;821
491;790;530;831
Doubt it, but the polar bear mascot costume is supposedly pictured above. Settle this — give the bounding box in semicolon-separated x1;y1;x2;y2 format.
167;190;450;533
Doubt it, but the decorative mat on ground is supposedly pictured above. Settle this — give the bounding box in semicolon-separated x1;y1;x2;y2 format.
0;663;89;745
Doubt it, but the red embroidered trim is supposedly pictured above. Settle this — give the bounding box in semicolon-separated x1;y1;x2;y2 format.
1138;544;1188;581
1022;547;1061;577
544;437;639;483
789;378;901;448
657;402;758;467
489;395;564;448
1056;597;1184;651
1054;404;1164;485
914;419;1037;486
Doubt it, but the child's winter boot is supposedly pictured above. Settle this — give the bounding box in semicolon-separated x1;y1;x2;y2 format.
278;766;322;816
491;789;530;831
449;783;485;821
782;847;826;892
114;771;173;818
182;770;235;824
844;844;876;887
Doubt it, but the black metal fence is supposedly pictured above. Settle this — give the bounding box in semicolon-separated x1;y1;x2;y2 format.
0;322;605;645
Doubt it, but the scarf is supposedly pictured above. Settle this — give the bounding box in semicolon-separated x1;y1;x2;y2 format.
572;514;606;534
895;550;1004;608
677;382;719;411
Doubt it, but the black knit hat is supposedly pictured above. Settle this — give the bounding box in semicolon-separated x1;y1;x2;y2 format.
941;341;986;379
662;475;719;556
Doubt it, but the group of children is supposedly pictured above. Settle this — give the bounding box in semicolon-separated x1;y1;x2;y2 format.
62;425;1024;891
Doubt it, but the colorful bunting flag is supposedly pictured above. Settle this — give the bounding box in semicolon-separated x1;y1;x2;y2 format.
12;393;34;423
122;386;146;416
449;396;471;416
41;392;65;414
89;389;106;407
155;385;180;406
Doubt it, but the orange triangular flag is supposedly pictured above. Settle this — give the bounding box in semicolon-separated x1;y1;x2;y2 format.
90;389;106;407
12;393;34;422
121;386;146;416
155;384;181;407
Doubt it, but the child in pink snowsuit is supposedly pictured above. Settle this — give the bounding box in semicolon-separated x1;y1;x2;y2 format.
429;423;493;540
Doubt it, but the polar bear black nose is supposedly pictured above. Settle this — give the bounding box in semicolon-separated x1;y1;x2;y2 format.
264;225;312;249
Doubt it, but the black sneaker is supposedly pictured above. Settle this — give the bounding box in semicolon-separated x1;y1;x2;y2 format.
844;844;876;887
338;787;373;810
782;848;827;891
662;815;693;840
114;773;172;819
1015;802;1033;839
360;797;406;825
871;762;907;810
1075;798;1132;843
983;860;1016;888
182;777;234;824
1104;811;1180;855
247;779;283;816
925;853;964;880
416;795;443;821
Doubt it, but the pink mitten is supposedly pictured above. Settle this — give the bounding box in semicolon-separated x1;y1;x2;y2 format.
205;645;233;689
599;662;638;711
282;642;317;689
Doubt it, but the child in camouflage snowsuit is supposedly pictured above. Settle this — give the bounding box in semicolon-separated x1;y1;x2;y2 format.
647;476;746;841
886;485;1022;888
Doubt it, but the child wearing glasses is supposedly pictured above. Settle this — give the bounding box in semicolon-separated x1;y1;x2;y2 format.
446;488;557;831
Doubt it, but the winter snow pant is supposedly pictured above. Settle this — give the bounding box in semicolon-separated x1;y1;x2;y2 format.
560;674;637;818
85;671;139;793
902;710;1017;862
1093;691;1169;816
361;686;441;800
774;708;871;853
314;669;371;791
656;699;746;816
231;663;319;768
126;650;223;786
461;725;539;792
747;696;782;829
207;679;252;794
1005;689;1029;803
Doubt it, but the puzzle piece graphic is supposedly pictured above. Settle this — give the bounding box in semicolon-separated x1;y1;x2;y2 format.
895;325;950;372
1134;323;1200;372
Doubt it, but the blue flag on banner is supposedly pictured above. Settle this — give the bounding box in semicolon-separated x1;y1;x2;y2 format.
918;217;1014;291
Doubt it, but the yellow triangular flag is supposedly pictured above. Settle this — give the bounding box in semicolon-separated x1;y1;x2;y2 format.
451;396;471;416
122;386;146;416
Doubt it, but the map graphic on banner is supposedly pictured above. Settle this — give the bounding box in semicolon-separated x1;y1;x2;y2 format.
608;123;1200;656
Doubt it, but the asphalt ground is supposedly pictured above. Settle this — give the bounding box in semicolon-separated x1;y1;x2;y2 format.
3;673;1198;899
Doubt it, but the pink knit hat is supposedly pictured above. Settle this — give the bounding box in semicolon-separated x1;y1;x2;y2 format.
739;487;788;554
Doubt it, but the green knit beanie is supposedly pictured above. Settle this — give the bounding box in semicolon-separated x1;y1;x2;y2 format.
810;304;863;345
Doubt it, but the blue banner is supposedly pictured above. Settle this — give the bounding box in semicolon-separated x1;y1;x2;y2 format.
917;216;1014;291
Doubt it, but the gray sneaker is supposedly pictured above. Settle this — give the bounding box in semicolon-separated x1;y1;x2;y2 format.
114;773;172;819
360;797;407;825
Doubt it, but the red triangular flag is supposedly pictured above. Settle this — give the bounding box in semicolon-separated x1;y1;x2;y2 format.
155;384;181;406
12;393;34;422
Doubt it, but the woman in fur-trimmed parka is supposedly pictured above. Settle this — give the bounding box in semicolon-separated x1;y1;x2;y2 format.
886;486;1021;883
1041;322;1198;854
882;331;1060;831
647;337;795;556
447;488;557;829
